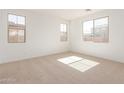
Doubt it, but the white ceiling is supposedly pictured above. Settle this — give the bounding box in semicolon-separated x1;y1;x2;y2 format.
32;9;103;20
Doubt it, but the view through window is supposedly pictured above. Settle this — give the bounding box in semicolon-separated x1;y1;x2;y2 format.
8;14;26;43
83;17;109;42
60;24;67;41
83;20;93;41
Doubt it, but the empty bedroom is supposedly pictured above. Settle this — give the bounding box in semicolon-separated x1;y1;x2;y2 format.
0;9;124;84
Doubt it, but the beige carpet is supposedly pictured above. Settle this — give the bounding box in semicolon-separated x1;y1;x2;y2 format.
0;52;124;84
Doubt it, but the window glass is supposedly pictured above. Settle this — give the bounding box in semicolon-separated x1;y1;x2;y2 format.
83;20;93;41
60;24;67;41
94;17;109;42
8;14;26;43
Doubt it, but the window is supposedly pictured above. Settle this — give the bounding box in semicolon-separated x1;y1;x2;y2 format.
83;17;109;42
83;20;93;41
94;17;109;42
60;24;67;41
8;14;26;43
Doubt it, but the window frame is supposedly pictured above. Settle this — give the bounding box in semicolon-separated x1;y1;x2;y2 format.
82;16;109;43
8;13;26;43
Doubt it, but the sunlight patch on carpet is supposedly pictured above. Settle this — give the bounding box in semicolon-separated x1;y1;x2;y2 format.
57;56;83;64
58;56;99;72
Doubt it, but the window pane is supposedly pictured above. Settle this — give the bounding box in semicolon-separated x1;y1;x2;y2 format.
95;17;108;26
8;14;17;24
60;24;64;31
94;17;109;42
60;32;67;41
17;30;25;42
8;29;18;43
63;24;67;32
60;24;67;32
83;20;93;41
17;16;25;25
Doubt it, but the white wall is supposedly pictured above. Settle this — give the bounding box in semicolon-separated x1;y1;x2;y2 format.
70;9;124;63
0;9;69;63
